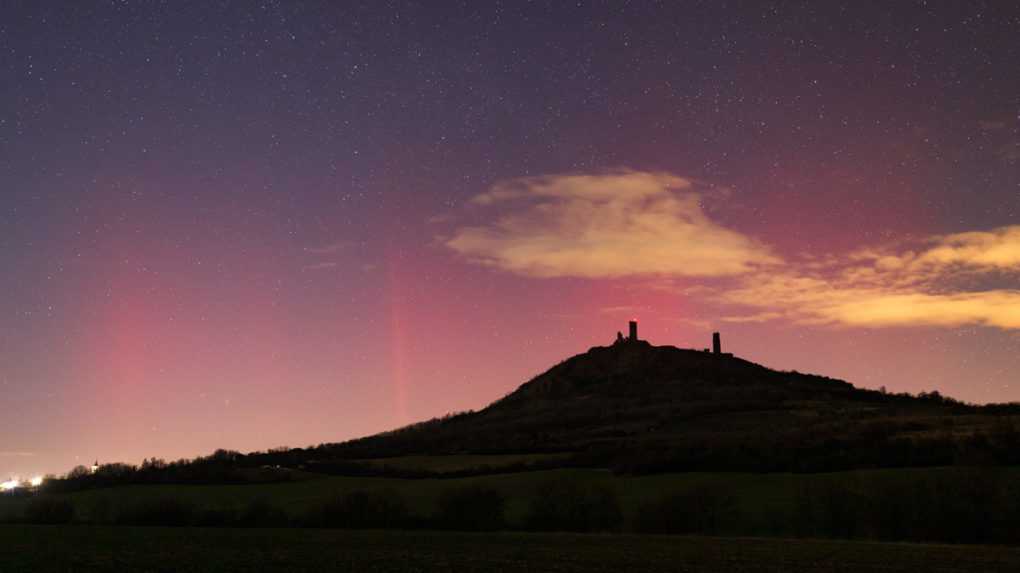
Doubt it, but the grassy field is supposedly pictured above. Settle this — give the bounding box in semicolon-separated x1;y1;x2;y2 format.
2;465;1017;536
3;525;1020;573
0;468;815;530
350;452;569;472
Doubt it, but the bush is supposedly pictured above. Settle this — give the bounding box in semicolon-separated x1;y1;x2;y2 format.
117;497;196;526
195;507;239;527
435;485;506;531
791;470;1020;544
23;497;75;524
869;470;1007;543
303;490;409;529
238;499;289;527
791;478;865;539
634;485;735;534
524;480;622;532
86;496;114;524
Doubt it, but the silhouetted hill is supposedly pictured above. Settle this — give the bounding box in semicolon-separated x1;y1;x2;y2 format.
49;338;1020;490
309;339;1020;473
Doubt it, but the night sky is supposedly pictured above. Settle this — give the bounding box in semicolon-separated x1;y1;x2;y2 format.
2;2;1019;477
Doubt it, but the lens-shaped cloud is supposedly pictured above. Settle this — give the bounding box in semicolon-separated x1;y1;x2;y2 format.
445;171;780;278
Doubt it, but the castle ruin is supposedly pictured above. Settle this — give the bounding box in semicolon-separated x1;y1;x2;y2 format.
612;321;733;356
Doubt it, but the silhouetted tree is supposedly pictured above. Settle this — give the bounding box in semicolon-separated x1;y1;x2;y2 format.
304;490;409;529
634;485;734;534
66;465;90;479
238;499;289;528
23;497;75;524
435;485;506;531
525;480;622;532
117;497;196;526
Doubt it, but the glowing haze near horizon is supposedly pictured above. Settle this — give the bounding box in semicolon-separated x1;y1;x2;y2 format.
2;2;1019;477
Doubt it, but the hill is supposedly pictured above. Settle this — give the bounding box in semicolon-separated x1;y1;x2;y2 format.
311;332;1020;474
45;328;1020;488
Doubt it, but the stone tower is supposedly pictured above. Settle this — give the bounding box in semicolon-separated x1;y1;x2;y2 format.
713;331;721;354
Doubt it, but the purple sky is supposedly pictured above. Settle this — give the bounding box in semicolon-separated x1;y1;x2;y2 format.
2;2;1019;477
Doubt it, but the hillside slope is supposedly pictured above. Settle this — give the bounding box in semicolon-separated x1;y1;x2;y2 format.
315;338;1020;472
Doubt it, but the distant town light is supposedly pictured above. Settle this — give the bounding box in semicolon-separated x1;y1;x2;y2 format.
0;479;19;492
29;476;43;487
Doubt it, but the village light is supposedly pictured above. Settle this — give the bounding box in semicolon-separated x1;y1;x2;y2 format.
0;479;19;492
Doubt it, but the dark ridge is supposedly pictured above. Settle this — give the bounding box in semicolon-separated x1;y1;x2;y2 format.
45;329;1020;490
312;334;1020;473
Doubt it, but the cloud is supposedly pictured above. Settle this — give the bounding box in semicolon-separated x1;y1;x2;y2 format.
720;311;784;324
599;305;645;315
445;171;779;278
855;226;1020;274
302;262;339;271
304;241;351;255
719;227;1020;329
0;451;36;457
443;170;1020;331
832;291;1020;329
304;240;357;272
675;316;713;329
721;272;1020;329
1000;143;1020;164
979;120;1007;131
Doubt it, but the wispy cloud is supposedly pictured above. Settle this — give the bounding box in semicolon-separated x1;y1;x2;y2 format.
0;451;37;457
599;305;646;315
720;311;784;324
675;316;713;329
1000;143;1020;164
979;119;1007;131
304;241;352;255
303;240;356;272
854;226;1020;274
445;171;779;279
302;262;339;271
721;273;1020;329
720;226;1020;329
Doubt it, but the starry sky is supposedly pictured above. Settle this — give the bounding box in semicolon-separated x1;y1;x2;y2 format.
2;1;1019;477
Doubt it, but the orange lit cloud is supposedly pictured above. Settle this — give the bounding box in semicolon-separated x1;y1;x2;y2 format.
720;311;784;323
721;226;1020;329
445;171;779;278
721;273;1020;329
854;226;1020;275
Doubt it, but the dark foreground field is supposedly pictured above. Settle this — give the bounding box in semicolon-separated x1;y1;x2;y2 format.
3;526;1020;573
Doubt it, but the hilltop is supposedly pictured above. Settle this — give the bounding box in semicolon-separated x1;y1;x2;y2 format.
307;328;1020;474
